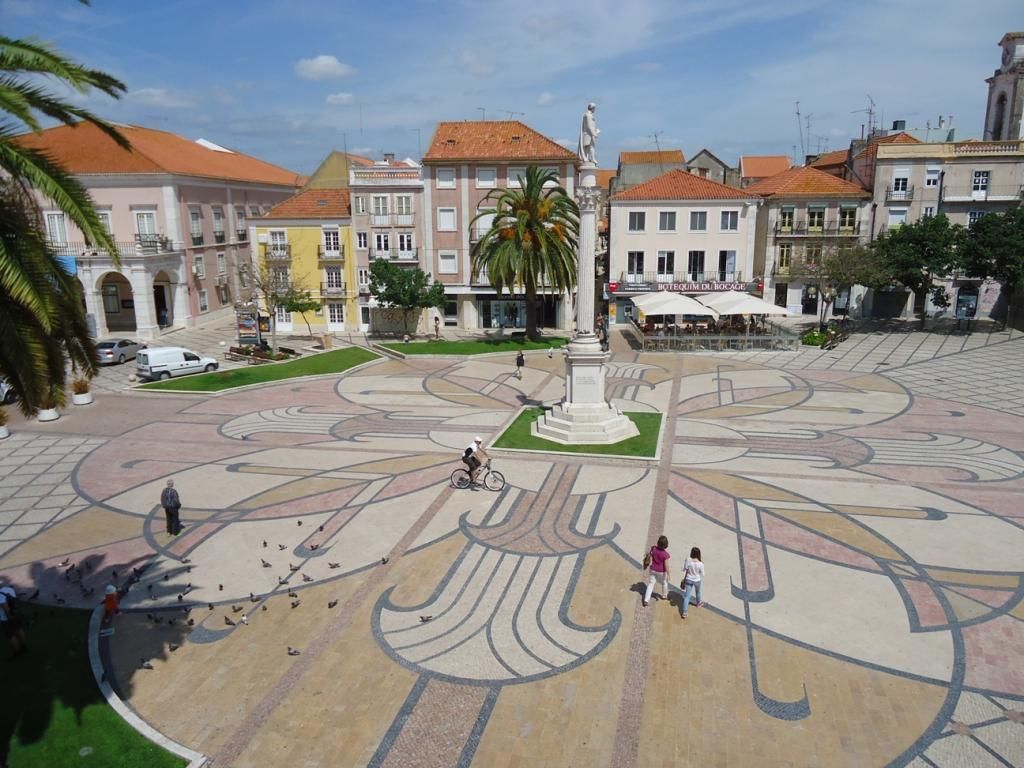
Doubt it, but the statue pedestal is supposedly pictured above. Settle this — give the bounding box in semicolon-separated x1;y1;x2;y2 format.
532;334;639;445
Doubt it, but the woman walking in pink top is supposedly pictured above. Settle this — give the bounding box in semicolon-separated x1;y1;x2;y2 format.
643;535;670;607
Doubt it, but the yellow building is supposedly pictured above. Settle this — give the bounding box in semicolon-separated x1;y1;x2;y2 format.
251;188;357;333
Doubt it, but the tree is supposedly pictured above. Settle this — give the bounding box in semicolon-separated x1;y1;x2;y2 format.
250;259;320;353
871;214;964;328
471;166;579;340
803;244;888;325
960;207;1024;327
0;33;127;413
280;290;321;338
368;258;446;334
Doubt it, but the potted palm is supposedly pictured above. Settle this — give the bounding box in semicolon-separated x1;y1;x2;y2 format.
71;377;94;406
0;407;9;440
36;391;60;422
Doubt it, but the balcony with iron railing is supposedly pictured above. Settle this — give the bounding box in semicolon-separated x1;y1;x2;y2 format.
941;184;1024;203
190;233;204;246
617;270;745;286
771;257;822;277
263;243;291;261
320;281;347;297
371;247;418;262
774;220;861;236
50;238;181;259
213;230;227;244
318;244;345;260
886;185;914;202
236;229;248;241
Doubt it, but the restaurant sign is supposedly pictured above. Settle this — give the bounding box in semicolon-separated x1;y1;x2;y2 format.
608;281;748;294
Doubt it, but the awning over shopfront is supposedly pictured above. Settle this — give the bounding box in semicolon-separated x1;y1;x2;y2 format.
632;292;719;318
697;293;795;316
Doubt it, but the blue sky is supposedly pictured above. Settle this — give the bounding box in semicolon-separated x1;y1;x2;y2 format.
6;0;1021;174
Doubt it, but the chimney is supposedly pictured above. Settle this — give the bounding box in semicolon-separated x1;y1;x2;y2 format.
384;153;395;163
892;119;906;131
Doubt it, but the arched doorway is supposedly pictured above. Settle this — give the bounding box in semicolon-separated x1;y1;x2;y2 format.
153;270;173;328
98;272;137;333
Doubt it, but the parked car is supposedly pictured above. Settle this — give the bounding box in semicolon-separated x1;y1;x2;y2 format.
136;347;219;381
0;380;16;404
96;338;146;365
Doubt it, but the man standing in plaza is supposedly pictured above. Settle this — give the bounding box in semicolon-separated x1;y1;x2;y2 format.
160;479;182;536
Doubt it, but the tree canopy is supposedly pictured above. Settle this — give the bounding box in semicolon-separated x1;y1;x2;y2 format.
368;258;446;333
960;207;1024;323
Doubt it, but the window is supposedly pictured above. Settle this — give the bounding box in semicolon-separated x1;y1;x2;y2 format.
922;206;935;217
189;207;202;242
323;228;340;253
357;232;368;249
239;268;249;289
656;250;675;281
687;250;705;279
372;195;389;216
325;266;343;288
972;170;990;192
839;206;857;230
887;209;907;228
327;302;344;325
437;207;456;231
272;267;289;291
476;168;496;188
135;211;156;237
507;167;526;188
274;305;290;326
269;229;288;256
45;212;67;243
627;251;644;279
779;207;794;231
193;255;205;278
102;284;120;313
658;211;676;232
689;211;707;232
439;251;458;273
235;206;247;235
807;206;825;232
398;232;414;254
778;242;792;271
198;289;208;312
925;168;941;188
627;211;646;232
358;268;369;287
436;168;456;188
249;205;261;218
473;209;494;242
217;252;226;275
97;210;113;234
212;207;225;240
891;174;909;191
718;250;736;280
806;243;822;266
720;211;738;231
968;211;985;228
395;195;413;216
374;232;390;253
354;196;367;214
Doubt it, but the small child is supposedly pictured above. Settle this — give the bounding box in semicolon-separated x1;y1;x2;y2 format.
102;584;120;621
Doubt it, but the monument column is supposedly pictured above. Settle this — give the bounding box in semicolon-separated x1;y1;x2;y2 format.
532;104;638;445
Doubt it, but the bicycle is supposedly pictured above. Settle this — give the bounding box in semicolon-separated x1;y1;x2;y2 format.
450;459;506;491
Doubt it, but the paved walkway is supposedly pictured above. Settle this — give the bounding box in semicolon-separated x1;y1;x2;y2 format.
2;330;1023;767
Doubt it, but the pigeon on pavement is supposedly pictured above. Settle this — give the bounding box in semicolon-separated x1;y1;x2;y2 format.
290;599;301;608
420;615;433;623
301;574;313;583
261;559;272;568
328;562;341;569
224;616;236;627
287;646;301;656
328;599;338;609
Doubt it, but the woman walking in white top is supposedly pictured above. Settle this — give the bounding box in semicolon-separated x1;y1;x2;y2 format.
680;546;705;620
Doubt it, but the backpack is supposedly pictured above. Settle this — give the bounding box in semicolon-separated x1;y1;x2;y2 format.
642;548;652;570
464;446;474;459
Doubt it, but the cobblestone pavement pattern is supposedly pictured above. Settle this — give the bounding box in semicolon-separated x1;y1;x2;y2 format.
1;326;1023;767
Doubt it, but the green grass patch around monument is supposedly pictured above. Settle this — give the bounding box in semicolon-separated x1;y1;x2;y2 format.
0;606;186;768
139;347;378;392
493;407;662;457
381;336;569;356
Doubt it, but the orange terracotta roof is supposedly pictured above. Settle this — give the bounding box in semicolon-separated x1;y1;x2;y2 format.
423;120;576;162
595;169;616;191
740;155;792;179
854;132;921;162
809;149;848;167
610;168;757;202
347;153;375;167
14;122;303;186
744;166;870;198
262;188;351;219
618;149;685;165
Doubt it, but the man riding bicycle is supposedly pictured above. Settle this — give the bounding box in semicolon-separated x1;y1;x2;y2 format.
462;436;489;485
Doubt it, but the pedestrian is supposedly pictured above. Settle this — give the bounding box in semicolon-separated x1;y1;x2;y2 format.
102;584;120;622
160;479;182;536
547;347;554;359
642;535;670;607
680;546;705;619
0;587;28;657
515;349;525;379
434;316;441;340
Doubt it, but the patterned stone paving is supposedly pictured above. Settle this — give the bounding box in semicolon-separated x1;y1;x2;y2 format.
1;329;1023;767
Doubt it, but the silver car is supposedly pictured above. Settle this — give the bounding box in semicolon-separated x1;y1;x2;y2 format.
0;380;16;404
96;338;146;365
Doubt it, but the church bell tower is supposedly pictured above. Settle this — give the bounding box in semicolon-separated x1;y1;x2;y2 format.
984;33;1024;140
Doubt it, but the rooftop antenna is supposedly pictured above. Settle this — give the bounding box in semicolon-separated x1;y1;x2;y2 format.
650;131;665;171
851;95;876;135
498;109;525;119
804;113;814;158
477;107;486;120
795;101;805;158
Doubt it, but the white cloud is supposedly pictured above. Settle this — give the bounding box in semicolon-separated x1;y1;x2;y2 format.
294;55;355;81
127;88;194;109
537;92;555;107
325;92;354;106
459;50;496;77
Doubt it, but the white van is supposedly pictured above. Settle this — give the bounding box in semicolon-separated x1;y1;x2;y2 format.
136;347;219;381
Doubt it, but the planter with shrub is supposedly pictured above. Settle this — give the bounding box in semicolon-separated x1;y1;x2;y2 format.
36;396;60;422
0;406;8;439
71;377;94;406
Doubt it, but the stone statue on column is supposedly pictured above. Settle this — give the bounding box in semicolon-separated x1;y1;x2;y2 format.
577;103;599;166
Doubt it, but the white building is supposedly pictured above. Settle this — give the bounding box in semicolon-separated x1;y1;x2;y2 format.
607;169;760;325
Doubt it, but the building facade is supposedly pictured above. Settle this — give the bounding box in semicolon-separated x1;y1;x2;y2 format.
607;169;760;325
984;32;1024;141
608;150;686;196
251;189;356;334
421;120;578;330
747;167;871;316
16;123;301;340
350;155;426;332
685;148;740;187
739;155;792;187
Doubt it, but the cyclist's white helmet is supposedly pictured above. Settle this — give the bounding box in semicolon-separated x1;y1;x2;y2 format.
474;436;483;443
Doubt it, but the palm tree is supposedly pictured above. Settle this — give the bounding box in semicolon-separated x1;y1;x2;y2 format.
0;34;127;412
470;166;579;340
